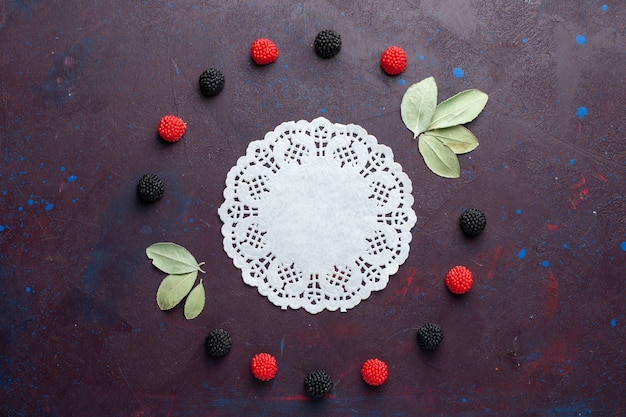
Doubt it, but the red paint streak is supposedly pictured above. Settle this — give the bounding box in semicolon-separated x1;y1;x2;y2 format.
571;174;586;190
487;245;503;280
545;271;559;318
593;169;607;182
523;337;574;379
570;175;589;209
471;243;516;280
397;267;417;301
546;224;559;232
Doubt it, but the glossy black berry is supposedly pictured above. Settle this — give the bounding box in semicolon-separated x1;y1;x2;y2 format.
459;208;487;236
417;322;444;351
304;370;333;398
199;68;225;97
314;29;342;59
137;173;164;202
205;328;232;358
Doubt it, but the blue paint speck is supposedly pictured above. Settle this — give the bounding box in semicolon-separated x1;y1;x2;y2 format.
563;243;569;249
60;166;66;172
569;159;576;165
576;34;586;45
25;287;32;293
518;248;527;259
576;107;588;119
610;318;617;328
516;209;522;215
189;218;194;223
601;4;608;12
68;175;77;182
0;225;5;232
419;55;425;61
320;108;326;113
542;260;550;268
453;67;465;78
522;37;528;43
45;203;54;211
462;398;468;403
620;242;626;251
399;79;406;85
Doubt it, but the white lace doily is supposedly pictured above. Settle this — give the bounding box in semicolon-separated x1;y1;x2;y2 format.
218;117;416;314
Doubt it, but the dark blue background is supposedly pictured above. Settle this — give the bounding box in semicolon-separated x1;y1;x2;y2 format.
1;1;624;416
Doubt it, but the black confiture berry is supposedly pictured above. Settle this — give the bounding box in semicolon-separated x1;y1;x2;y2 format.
205;328;232;358
314;29;342;59
304;370;333;398
459;207;487;236
199;68;225;97
137;173;164;202
417;322;444;351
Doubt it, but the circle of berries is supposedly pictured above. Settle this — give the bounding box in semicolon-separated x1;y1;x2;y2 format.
360;358;388;386
150;33;490;398
445;265;473;294
250;353;277;381
250;38;279;65
158;115;186;142
380;46;408;76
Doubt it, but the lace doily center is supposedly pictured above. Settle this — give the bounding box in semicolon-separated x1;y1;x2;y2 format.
219;117;416;313
261;158;375;272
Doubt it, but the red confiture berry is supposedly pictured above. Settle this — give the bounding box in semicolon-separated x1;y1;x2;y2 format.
380;46;407;75
250;353;277;381
158;115;186;142
250;38;279;65
446;265;473;294
361;358;388;386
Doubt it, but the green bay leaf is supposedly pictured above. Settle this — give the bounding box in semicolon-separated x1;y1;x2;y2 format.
184;280;205;320
156;271;198;310
400;76;438;138
425;125;479;154
146;242;204;275
419;134;461;178
427;89;488;130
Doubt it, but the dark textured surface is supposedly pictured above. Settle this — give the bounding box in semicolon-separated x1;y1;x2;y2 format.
1;1;625;416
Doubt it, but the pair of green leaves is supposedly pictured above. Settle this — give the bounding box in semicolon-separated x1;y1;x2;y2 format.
400;76;488;178
146;242;206;320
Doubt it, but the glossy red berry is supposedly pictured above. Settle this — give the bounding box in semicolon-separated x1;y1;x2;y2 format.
445;265;473;294
250;38;279;65
250;353;277;381
380;46;407;75
158;115;186;142
361;358;388;386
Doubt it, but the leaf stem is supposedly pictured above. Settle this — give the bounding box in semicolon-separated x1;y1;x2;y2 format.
198;262;206;273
